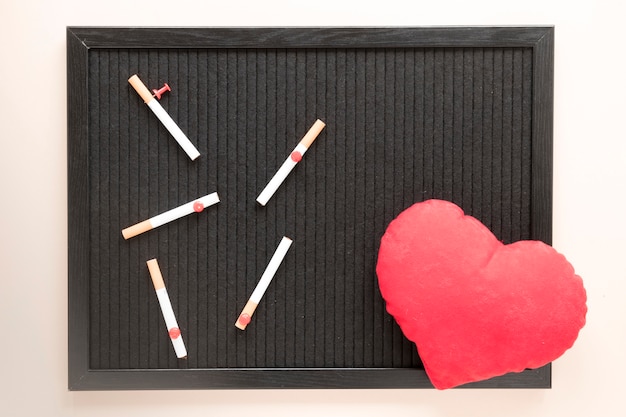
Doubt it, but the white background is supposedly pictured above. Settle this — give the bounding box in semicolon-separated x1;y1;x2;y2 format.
1;0;625;415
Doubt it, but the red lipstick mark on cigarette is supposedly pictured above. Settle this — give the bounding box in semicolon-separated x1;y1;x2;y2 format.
169;327;181;339
238;313;251;325
290;151;302;162
193;201;205;212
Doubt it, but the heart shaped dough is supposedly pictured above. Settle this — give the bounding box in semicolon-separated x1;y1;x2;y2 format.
376;199;587;389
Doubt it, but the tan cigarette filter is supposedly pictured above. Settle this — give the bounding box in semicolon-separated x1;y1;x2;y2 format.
128;74;154;104
146;259;166;290
300;119;326;148
235;300;259;330
122;219;153;240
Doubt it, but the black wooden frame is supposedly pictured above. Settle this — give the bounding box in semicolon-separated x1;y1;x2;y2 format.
67;26;554;390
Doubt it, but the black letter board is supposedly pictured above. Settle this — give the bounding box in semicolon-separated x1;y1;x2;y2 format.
68;27;554;390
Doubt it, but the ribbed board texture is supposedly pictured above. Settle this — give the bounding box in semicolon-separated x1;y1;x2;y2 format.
87;47;533;370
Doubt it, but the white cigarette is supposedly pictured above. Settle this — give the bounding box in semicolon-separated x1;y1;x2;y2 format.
128;74;200;161
146;259;187;359
235;236;293;330
256;119;326;206
122;192;219;239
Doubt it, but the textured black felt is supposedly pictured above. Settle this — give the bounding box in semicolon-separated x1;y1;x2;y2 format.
86;46;533;371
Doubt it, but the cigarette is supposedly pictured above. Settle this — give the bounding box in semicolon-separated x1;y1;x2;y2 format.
256;119;326;206
235;236;293;330
128;74;201;160
122;192;219;240
146;258;187;359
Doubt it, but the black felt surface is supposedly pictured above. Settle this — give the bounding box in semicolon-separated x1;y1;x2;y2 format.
87;47;533;371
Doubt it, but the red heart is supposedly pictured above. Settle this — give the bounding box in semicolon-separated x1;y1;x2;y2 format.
376;199;587;389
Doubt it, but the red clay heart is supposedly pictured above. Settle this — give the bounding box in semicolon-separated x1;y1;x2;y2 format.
376;199;587;389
